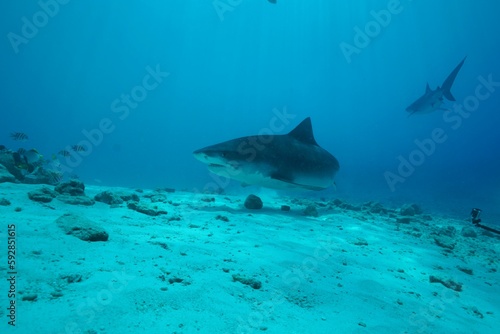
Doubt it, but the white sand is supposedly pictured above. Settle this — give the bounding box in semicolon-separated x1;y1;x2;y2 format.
0;182;498;334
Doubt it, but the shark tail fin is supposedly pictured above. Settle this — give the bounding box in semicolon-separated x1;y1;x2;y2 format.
441;56;466;101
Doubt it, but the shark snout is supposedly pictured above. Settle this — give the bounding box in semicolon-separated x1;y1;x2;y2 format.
193;148;225;166
193;149;208;162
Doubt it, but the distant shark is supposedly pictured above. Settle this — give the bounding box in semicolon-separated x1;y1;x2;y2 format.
406;57;466;115
194;117;339;191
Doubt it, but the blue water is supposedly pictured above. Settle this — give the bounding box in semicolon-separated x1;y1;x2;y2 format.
1;0;499;223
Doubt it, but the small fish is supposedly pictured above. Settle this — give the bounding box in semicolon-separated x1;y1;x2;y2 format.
10;132;28;141
71;145;87;152
17;148;26;155
23;149;44;165
58;149;71;157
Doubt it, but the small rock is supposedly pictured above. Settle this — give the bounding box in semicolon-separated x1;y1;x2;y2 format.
468;306;484;319
127;202;167;216
461;227;477;238
434;236;456;250
22;166;60;185
457;266;473;275
369;202;387;214
232;274;262;289
28;187;57;203
0;163;16;183
303;204;318;217
331;198;344;206
429;275;462;292
0;152;24;180
400;203;422;216
57;195;95;206
437;226;456;237
150;194;168;203
55;179;85;196
0;198;11;206
353;238;368;246
280;205;291;212
116;191;140;202
244;194;263;210
400;204;415;216
94;191;124;205
216;215;229;222
50;291;64;299
168;277;183;284
56;213;109;242
22;294;38;302
62;274;83;283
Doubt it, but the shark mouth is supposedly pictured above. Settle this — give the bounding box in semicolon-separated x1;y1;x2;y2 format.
208;162;241;171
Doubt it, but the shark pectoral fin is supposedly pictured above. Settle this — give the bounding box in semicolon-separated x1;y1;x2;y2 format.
270;171;326;191
270;170;294;183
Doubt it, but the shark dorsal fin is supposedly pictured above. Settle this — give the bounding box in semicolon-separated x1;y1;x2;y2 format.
425;83;431;93
288;117;318;146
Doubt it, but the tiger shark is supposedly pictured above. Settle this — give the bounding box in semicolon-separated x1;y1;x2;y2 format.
193;117;339;191
406;57;466;115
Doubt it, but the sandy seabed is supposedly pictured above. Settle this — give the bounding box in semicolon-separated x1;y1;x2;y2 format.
0;182;498;334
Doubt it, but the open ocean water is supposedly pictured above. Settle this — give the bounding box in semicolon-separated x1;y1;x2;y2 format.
2;0;499;222
1;1;499;333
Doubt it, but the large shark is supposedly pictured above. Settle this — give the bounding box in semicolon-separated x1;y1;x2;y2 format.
193;117;339;191
406;57;466;115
